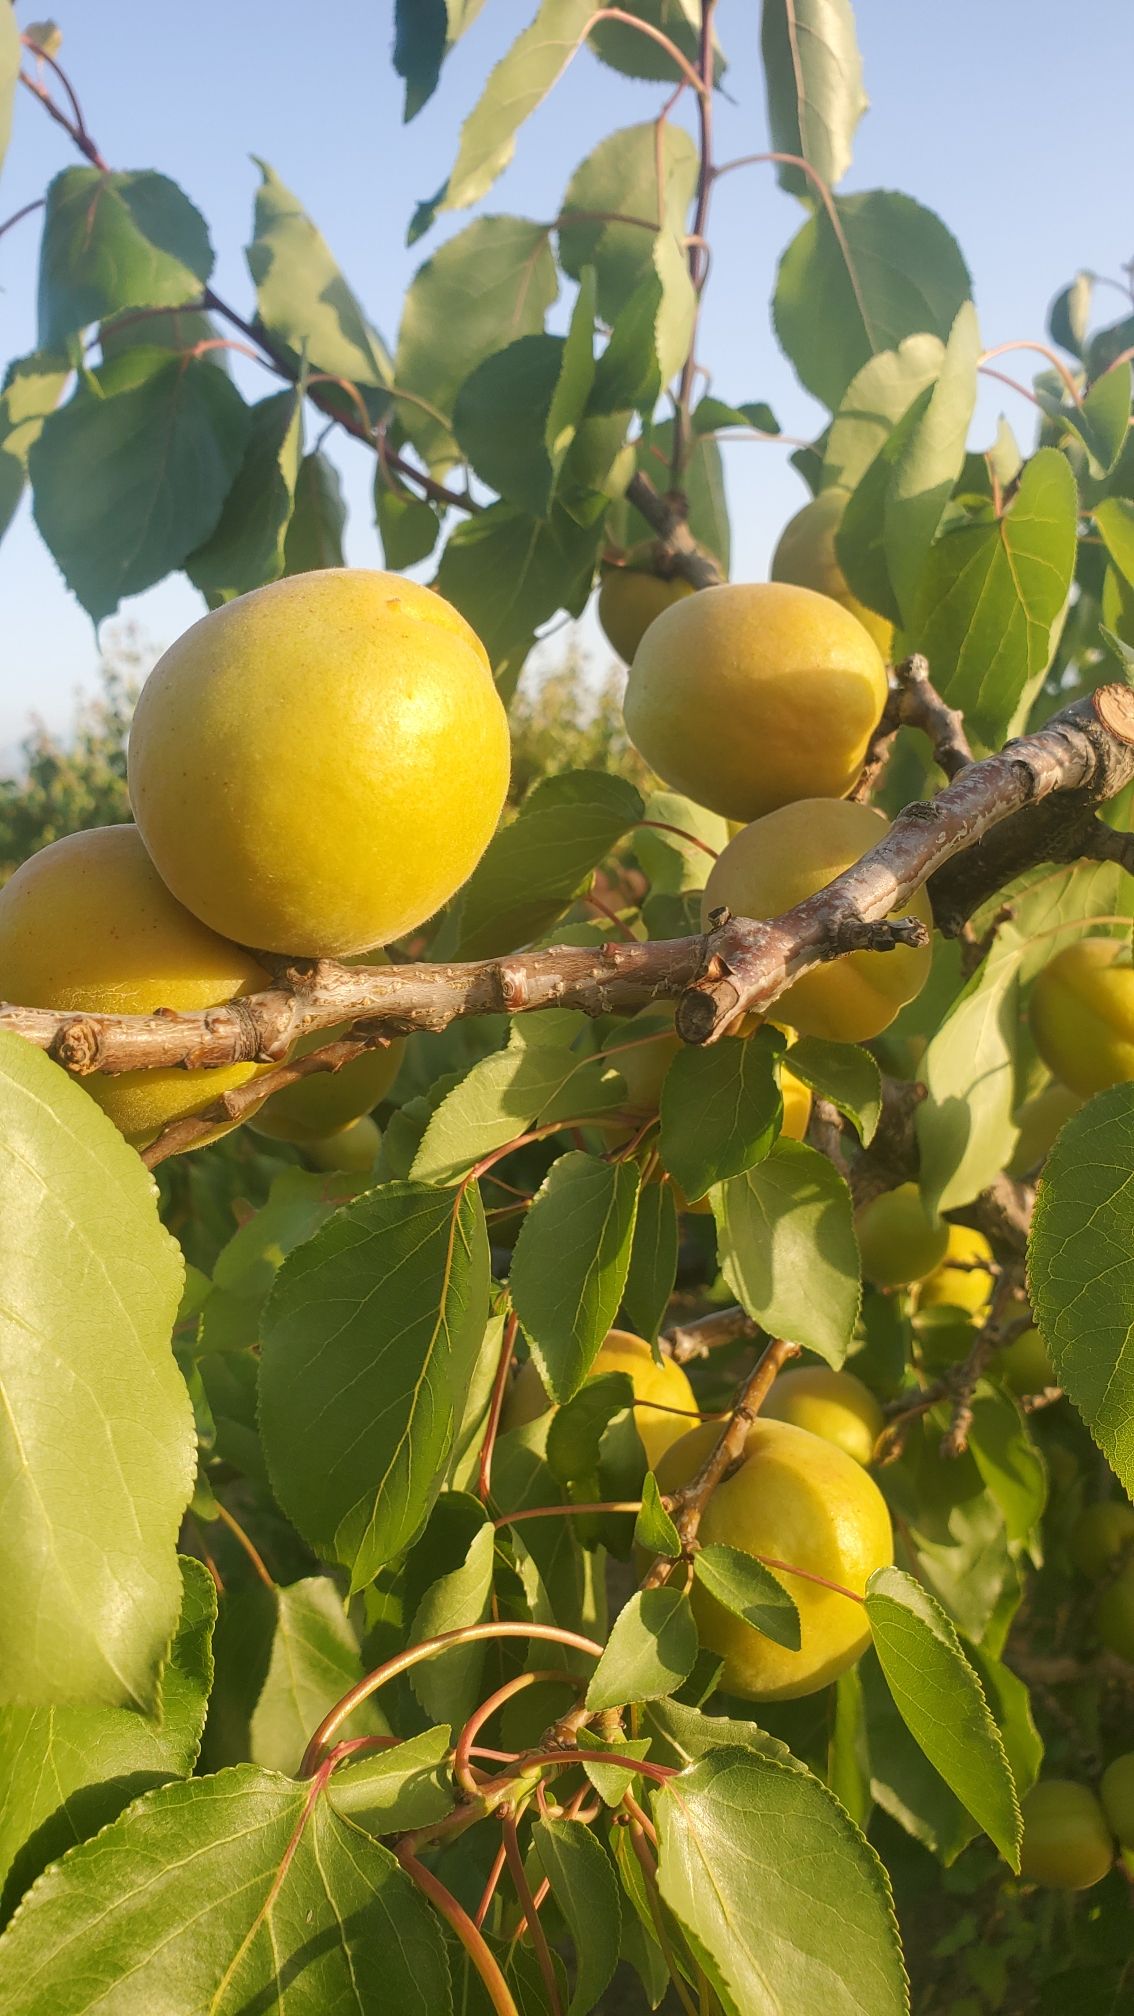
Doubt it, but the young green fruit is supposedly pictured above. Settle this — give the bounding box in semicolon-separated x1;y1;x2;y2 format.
1018;1780;1114;1890
597;567;695;663
1069;1500;1134;1580
770;490;894;659
856;1183;950;1289
655;1417;893;1700
1097;1562;1134;1663
303;1116;382;1174
128;570;510;956
997;1326;1056;1398
762;1367;883;1467
624;581;888;822
503;1329;699;1473
1029;937;1134;1098
916;1224;995;1319
0;824;269;1145
702;800;932;1042
1008;1080;1082;1176
1100;1753;1134;1849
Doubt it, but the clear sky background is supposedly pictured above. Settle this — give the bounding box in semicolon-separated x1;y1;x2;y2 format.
2;0;1131;753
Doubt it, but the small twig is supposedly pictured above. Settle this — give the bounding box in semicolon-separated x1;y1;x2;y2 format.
502;1810;562;2016
664;1304;761;1364
397;1848;520;2016
478;1312;520;1505
641;1336;799;1589
0;196;46;242
213;1499;275;1589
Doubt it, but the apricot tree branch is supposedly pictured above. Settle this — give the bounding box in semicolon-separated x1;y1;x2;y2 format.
640;1336;798;1590
852;654;974;801
664;1305;762;1364
623;470;725;587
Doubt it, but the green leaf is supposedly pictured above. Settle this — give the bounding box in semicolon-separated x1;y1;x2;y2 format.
547;1371;636;1483
438;497;602;666
643;1696;794;1771
586;1587;698;1711
457;769;644;959
1094;495;1134;586
865;1564;1021;1867
836;388;932;623
660;1028;782;1201
327;1726;455;1837
283;448;346;571
589;233;695;413
375;483;440;569
1049;271;1094;359
29;348;250;621
394;0;489;119
533;1817;622;2016
692;396;779;436
558;121;698;324
260;1180;490;1589
965;1385;1046;1544
0;1035;193;1711
823;333;946;491
589;0;722;82
622;1178;679;1344
760;0;868;199
882;300;981;624
860;1647;976;1863
0;1767;450;2015
575;1726;653;1805
37;167;213;349
916;934;1021;1216
395;216;558;470
1028;1085;1134;1495
784;1036;881;1144
186;385;302;599
715;1139;860;1366
409;1521;496;1725
693;1544;802;1650
511;1151;640;1402
203;1575;383;1776
774;187;972;412
829;1666;872;1830
912;448;1079;744
655;1749;908;2016
453;330;592;517
247;158;391;387
1082;360;1131;477
0;353;68;543
196;1165;353;1357
441;0;595;214
0;4;18;177
0;1559;214;1920
635;1472;681;1558
412;1020;618;1186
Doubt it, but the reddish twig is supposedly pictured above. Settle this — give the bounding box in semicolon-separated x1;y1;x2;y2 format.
479;1312;520;1504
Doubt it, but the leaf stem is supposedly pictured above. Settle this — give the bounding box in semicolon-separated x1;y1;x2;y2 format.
502;1809;563;2016
396;1846;521;2016
454;1669;585;1799
478;1311;520;1504
213;1499;275;1588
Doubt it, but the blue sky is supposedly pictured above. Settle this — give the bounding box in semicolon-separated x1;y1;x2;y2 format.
2;0;1131;751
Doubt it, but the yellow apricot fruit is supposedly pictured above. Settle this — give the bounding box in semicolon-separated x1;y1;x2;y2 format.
128;570;510;956
701;799;933;1042
302;1116;382;1174
598;567;695;663
856;1183;950;1289
762;1367;884;1468
1018;1781;1115;1890
623;582;888;822
1029;937;1134;1098
1008;1079;1083;1176
1100;1754;1134;1849
997;1326;1056;1398
1097;1563;1134;1662
0;825;270;1145
503;1329;699;1472
771;490;894;659
609;1004;681;1117
654;1417;893;1700
1069;1501;1134;1580
917;1224;996;1319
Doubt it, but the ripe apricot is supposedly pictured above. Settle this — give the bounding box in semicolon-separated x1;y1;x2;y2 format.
701;799;932;1041
771;490;894;658
623;581;888;822
655;1416;893;1699
856;1183;950;1289
503;1329;698;1472
0;825;269;1145
763;1366;884;1467
917;1224;995;1319
128;570;510;956
598;566;694;663
1029;937;1134;1098
1018;1780;1114;1890
1008;1079;1082;1176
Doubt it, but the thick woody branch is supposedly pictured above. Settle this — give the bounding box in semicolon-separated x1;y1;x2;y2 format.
624;471;725;589
676;683;1134;1042
3;685;1134;1099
